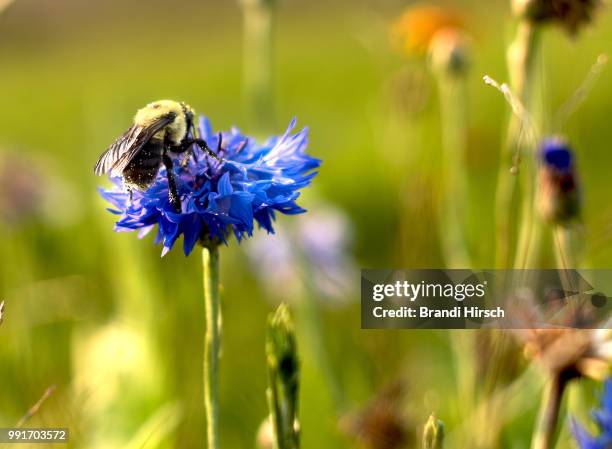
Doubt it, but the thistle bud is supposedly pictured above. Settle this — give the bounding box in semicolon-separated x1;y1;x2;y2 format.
266;304;300;449
422;414;444;449
512;0;600;35
537;138;581;224
429;29;471;77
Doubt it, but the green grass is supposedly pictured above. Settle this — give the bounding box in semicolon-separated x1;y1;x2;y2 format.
1;1;612;448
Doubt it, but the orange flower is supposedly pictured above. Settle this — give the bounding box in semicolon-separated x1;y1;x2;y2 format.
429;28;471;75
391;5;464;56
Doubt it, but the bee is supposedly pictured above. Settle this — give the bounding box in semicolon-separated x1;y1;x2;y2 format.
94;100;219;211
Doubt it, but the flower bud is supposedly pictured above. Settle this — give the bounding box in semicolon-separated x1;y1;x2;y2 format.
429;29;471;76
266;304;300;449
391;5;463;56
422;414;444;449
537;138;581;224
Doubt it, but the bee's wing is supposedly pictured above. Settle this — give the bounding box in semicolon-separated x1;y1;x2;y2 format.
93;113;176;176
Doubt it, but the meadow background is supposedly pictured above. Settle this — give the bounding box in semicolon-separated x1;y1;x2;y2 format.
1;0;612;448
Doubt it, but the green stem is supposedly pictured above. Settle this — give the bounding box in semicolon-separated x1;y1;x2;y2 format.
530;373;567;449
203;244;221;449
241;0;275;133
437;73;471;268
553;225;579;269
514;181;539;268
267;367;284;449
495;21;540;268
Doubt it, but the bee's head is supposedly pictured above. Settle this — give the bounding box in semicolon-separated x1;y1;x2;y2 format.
135;100;180;125
134;100;195;144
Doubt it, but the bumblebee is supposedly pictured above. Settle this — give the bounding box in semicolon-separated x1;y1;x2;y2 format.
94;100;218;211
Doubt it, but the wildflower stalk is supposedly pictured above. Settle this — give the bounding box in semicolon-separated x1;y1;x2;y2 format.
435;66;471;268
553;225;581;269
531;373;568;449
540;139;583;270
203;243;221;449
495;21;540;268
241;0;275;132
266;304;300;449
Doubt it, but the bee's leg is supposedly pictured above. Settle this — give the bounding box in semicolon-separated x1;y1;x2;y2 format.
173;138;222;162
172;141;196;167
197;138;223;162
190;123;199;163
127;187;133;205
162;154;181;212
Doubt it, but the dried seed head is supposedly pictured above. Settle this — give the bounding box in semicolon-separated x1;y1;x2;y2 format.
512;0;601;35
339;381;411;449
519;328;611;380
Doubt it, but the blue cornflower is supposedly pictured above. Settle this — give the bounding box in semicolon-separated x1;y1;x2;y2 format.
99;117;320;256
572;379;612;449
538;137;580;224
541;138;574;171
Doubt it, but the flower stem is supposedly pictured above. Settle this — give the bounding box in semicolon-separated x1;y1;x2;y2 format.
531;373;568;449
553;225;580;269
203;244;221;449
495;21;540;268
436;72;471;268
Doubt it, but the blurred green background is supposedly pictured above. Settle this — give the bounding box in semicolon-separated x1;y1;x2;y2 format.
1;0;611;448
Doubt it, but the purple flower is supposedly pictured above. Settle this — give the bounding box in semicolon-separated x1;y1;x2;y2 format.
99;117;320;256
246;204;357;304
